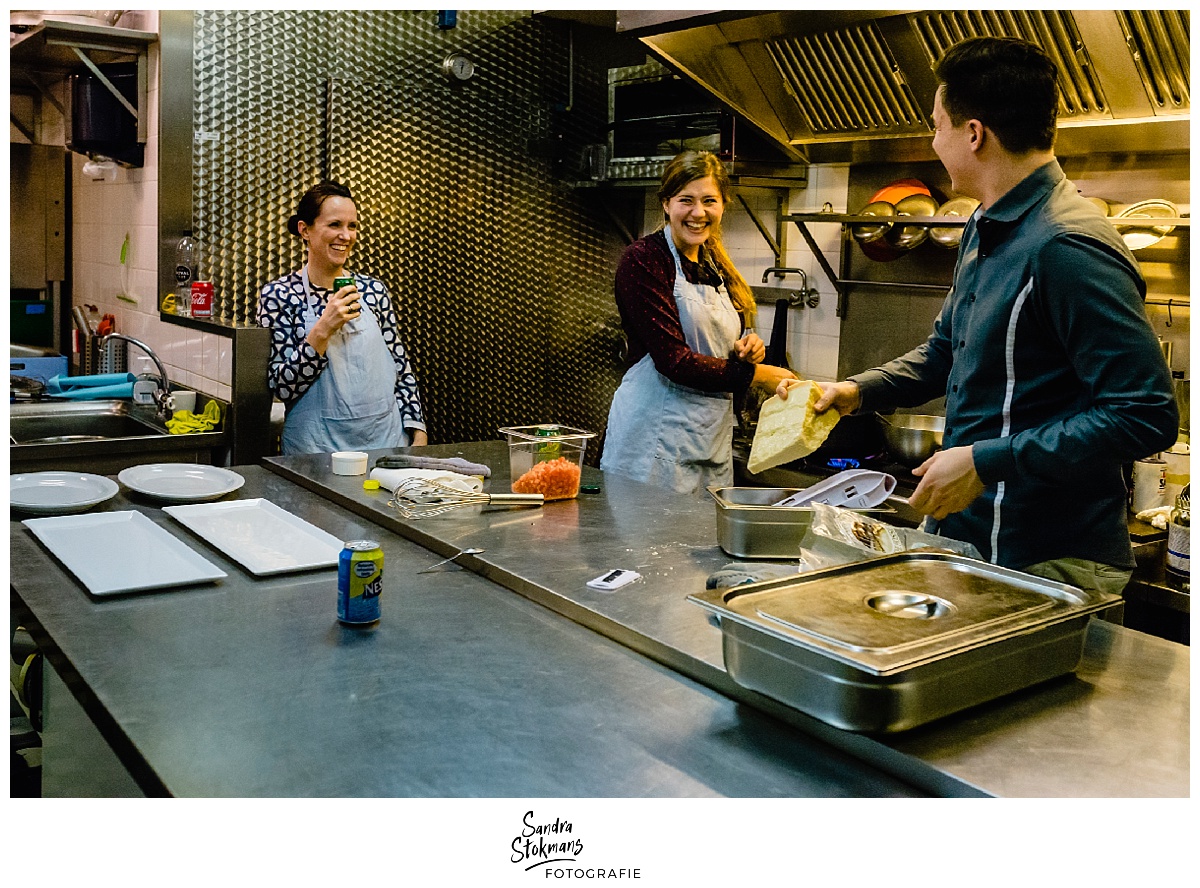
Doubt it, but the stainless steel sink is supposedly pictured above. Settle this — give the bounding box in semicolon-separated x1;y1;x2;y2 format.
10;399;168;444
9;397;228;474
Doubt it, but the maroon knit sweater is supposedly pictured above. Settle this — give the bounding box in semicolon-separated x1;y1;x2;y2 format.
613;230;754;395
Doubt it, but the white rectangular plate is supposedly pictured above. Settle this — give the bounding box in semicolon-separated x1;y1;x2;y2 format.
22;511;227;596
163;498;343;576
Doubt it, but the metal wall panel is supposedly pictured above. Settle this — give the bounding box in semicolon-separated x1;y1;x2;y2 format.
191;10;627;450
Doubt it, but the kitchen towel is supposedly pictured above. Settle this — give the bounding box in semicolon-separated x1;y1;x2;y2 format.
706;562;801;590
44;372;136;400
374;454;491;477
369;467;484;496
166;401;221;434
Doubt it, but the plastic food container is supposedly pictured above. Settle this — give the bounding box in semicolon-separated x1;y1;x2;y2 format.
499;425;596;501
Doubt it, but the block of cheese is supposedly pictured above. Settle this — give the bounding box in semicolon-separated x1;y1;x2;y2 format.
747;380;841;473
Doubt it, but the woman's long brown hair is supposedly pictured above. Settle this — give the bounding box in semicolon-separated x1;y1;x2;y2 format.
657;150;755;324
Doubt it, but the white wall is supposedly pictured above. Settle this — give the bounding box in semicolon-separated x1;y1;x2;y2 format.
641;164;848;381
70;10;232;401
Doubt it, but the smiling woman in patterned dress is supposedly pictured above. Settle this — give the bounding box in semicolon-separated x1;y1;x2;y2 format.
257;180;427;454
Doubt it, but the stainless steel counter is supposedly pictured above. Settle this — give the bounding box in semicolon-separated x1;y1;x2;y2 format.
264;441;1190;797
10;466;922;798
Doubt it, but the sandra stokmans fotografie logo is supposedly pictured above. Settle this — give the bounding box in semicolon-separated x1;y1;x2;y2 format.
510;810;641;880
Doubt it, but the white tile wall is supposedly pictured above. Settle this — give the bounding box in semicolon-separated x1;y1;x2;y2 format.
640;164;850;381
69;10;232;402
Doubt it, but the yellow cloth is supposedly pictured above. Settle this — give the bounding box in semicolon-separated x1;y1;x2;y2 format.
166;400;221;434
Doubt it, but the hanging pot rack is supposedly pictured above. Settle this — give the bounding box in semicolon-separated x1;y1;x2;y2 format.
775;210;1190;316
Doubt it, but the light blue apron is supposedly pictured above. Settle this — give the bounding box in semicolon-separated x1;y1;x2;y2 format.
601;233;742;494
281;268;408;455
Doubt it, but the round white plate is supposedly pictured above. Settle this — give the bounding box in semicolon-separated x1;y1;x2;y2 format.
10;471;120;515
118;464;245;503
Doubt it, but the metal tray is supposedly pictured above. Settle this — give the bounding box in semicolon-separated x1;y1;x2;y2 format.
708;486;892;559
689;551;1122;733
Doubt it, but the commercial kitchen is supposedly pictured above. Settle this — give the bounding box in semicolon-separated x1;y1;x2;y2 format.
8;6;1191;822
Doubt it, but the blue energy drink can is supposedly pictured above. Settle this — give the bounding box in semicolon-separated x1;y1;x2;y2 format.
338;540;383;625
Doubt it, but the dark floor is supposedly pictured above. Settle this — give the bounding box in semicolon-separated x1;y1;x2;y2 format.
10;626;42;797
11;698;42;797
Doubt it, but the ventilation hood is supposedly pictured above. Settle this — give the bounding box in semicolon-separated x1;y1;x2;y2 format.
618;9;1190;164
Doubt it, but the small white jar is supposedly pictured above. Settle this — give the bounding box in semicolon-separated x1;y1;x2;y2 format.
331;451;369;476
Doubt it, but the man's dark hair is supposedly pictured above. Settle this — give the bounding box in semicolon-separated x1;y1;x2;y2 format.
934;36;1059;154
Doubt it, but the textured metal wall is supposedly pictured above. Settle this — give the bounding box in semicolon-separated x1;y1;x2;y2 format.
192;10;628;450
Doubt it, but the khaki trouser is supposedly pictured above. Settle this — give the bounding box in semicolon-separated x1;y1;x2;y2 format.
1020;557;1132;598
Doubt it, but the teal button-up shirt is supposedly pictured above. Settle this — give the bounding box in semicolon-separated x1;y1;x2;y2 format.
852;161;1178;569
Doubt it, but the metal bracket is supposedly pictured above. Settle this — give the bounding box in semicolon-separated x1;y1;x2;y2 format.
70;45;138;118
736;189;790;264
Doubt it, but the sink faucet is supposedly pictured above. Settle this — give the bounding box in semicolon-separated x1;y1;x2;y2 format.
762;267;806;284
101;334;173;421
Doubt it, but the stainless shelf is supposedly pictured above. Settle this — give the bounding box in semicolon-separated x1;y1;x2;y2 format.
786;212;1191;229
9;19;156;146
785;212;967;228
9;20;157;72
783;211;1191;315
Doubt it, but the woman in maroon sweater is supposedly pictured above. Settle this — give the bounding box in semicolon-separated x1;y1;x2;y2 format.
600;151;795;494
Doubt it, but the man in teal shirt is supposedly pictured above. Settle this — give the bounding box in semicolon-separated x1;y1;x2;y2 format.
782;37;1177;594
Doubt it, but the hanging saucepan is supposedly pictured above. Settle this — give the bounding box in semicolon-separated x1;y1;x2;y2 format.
929;196;981;249
852;201;904;262
886;193;940;251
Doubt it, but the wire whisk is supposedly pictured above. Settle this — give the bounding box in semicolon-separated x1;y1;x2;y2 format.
386;476;544;519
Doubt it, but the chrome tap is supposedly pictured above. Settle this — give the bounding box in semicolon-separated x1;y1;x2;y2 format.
101;334;173;421
759;268;820;308
762;267;806;284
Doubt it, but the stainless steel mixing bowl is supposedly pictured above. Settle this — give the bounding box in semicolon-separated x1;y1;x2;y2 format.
878;414;945;467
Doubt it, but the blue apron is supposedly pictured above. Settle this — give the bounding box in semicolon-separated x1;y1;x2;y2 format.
601;234;742;494
281;267;408;455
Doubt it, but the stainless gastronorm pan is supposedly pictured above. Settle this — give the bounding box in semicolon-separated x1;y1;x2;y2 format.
689;552;1122;733
708;486;892;559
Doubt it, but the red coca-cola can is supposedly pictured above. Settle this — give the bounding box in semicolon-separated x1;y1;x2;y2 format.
190;281;214;318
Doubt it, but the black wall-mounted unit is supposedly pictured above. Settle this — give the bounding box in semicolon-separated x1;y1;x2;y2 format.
66;62;144;168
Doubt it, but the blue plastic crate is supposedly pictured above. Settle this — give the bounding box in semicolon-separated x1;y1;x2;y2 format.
10;354;68;384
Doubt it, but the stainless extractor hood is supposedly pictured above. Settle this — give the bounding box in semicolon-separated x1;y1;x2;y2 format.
620;9;1190;163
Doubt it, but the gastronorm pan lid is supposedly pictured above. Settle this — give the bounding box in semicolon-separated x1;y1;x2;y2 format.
688;551;1121;673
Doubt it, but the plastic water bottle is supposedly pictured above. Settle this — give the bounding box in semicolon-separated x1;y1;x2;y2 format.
174;230;198;317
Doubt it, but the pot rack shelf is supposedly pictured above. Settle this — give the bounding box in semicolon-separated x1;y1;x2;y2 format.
781;211;1191;317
